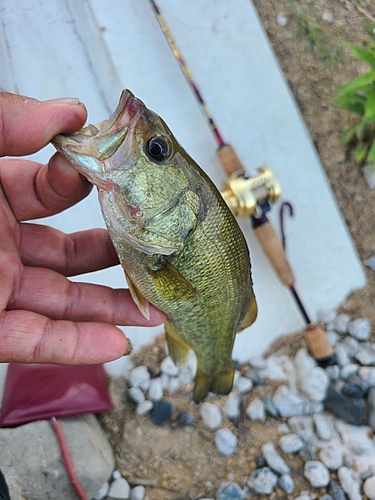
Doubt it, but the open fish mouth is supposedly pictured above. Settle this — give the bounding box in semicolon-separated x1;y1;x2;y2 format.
52;90;142;182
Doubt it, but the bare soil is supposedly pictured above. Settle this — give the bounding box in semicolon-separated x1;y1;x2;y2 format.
99;2;375;498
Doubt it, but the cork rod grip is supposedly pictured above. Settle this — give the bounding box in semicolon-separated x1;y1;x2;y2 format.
254;221;295;287
217;144;245;176
305;325;334;360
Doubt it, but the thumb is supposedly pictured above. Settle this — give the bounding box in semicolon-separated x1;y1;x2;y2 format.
0;92;87;157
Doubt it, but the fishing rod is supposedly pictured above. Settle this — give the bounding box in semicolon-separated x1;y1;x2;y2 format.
148;0;334;365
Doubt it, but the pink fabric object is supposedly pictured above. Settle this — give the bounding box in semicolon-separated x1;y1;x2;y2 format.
0;364;112;427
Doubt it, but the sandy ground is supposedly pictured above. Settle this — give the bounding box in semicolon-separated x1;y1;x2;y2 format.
99;1;375;498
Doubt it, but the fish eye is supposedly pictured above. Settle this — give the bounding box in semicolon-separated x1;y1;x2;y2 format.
146;136;170;162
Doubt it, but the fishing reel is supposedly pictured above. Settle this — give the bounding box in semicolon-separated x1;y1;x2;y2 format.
221;166;281;218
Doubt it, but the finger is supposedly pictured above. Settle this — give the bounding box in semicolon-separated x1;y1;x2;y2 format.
0;92;87;157
0;309;128;364
1;154;93;221
19;224;119;276
8;266;166;326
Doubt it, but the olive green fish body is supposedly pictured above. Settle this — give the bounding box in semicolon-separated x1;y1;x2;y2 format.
53;90;257;402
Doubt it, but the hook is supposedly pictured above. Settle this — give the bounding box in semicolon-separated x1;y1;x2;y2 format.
279;201;294;251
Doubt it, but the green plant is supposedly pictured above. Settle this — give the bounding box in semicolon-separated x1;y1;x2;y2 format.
333;44;375;168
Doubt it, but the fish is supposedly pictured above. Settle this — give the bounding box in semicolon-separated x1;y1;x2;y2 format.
52;90;257;403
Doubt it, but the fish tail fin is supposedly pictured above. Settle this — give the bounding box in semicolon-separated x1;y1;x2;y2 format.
165;320;191;366
193;362;235;404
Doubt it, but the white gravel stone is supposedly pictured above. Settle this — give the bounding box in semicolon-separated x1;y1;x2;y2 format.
199;402;223;430
288;416;316;444
277;14;288;26
215;428;238;456
279;433;303;454
130;485;145;500
129;366;150;389
333;314;351;334
335;343;350;366
340;364;358;380
260;355;295;383
249;355;266;370
136;400;153;416
223;392;241;420
342;336;360;358
93;482;110;500
319;444;343;470
277;423;290;434
246;398;265;422
354;344;375;365
127;387;145;404
348;317;371;341
278;474;295;494
363;163;375;189
187;350;197;376
364;476;375;500
108;477;130;500
160;356;179;377
261;442;290;475
338;467;362;500
313;414;333;441
322;11;333;22
295;348;316;373
167;377;180;393
325;364;340;381
234;376;253;393
359;367;375;386
147;378;163;401
273;385;306;418
298;366;329;402
247;467;278;495
317;308;336;324
326;330;339;347
364;255;375;270
304;461;330;488
178;366;193;385
160;373;169;389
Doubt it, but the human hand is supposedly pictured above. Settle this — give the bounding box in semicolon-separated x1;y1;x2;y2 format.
0;92;166;364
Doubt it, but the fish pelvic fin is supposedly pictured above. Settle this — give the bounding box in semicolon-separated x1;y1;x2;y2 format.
192;362;235;404
165;320;191;366
237;294;258;333
124;270;150;320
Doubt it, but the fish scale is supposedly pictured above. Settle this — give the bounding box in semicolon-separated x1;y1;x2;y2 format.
53;89;257;403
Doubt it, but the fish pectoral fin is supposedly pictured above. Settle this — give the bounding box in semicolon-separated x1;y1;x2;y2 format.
165;320;190;366
148;259;198;300
237;295;258;333
193;363;235;404
124;270;150;320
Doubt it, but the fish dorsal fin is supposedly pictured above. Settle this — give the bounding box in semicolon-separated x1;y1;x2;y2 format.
149;258;198;301
237;295;258;333
124;270;150;320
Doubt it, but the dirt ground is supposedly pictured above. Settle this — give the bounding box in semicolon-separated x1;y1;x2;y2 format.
99;1;375;498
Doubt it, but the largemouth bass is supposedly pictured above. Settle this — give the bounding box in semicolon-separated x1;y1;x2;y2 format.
53;90;257;403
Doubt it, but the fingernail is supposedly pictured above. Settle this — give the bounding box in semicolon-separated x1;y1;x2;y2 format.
44;97;81;105
123;338;133;356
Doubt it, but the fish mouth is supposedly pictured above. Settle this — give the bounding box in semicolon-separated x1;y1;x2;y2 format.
52;90;141;182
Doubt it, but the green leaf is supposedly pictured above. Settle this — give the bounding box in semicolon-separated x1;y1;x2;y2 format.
333;93;366;115
355;120;368;140
364;92;375;120
367;138;375;162
345;43;375;70
353;145;368;163
339;125;356;145
336;71;375;96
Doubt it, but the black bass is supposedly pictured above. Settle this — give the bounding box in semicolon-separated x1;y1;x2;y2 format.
53;90;257;403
